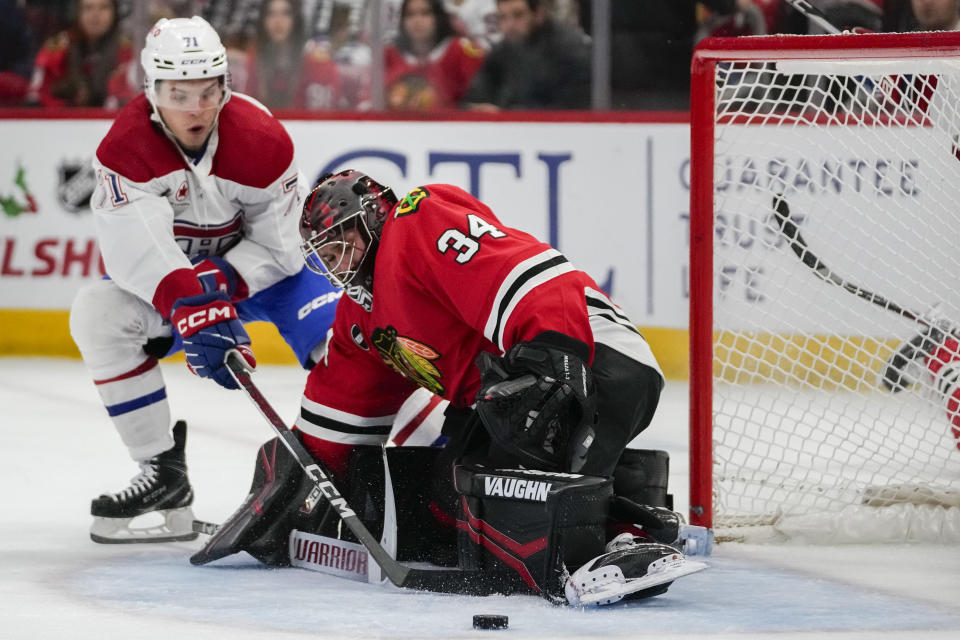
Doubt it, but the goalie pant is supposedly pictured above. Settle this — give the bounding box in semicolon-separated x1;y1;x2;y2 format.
926;336;960;450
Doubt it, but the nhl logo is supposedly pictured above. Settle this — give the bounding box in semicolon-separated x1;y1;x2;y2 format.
57;159;96;213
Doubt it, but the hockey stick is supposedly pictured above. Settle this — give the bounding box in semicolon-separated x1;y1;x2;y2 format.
783;0;841;34
222;351;526;597
771;194;933;327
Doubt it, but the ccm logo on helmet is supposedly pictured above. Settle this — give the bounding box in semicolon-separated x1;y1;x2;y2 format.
176;304;235;334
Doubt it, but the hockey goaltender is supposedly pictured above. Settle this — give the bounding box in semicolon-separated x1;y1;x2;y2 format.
190;169;711;606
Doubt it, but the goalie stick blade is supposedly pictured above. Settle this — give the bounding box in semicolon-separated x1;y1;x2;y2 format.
399;566;551;598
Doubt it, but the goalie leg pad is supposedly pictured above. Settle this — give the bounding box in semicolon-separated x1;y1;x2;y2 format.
343;446;459;566
190;436;316;566
453;464;612;602
613;448;671;509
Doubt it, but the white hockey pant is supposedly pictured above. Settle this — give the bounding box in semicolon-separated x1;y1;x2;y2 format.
70;279;174;461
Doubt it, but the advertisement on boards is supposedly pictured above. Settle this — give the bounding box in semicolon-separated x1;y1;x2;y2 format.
0;118;694;328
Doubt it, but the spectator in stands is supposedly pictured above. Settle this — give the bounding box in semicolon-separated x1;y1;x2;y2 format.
445;0;500;48
464;0;590;111
695;0;770;41
911;0;960;30
777;0;883;33
309;1;373;109
21;0;73;49
244;0;342;109
0;0;36;106
385;0;484;110
203;0;262;49
579;0;735;110
25;0;134;107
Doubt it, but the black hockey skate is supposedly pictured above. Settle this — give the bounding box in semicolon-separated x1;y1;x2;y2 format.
90;420;198;544
564;536;706;606
881;323;947;392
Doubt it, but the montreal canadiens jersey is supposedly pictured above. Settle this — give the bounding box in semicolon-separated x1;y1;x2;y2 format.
90;93;304;317
296;183;662;470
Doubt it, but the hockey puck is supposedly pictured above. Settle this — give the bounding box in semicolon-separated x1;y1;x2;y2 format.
473;614;509;630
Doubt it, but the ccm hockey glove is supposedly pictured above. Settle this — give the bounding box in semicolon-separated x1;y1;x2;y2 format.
171;290;256;389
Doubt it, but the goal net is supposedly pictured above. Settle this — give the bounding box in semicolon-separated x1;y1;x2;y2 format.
689;32;960;543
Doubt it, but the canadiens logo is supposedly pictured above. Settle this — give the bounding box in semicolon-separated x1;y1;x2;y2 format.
371;325;444;395
175;181;189;202
394;187;429;217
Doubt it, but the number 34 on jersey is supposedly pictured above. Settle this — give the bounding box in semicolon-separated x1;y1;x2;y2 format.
437;213;506;264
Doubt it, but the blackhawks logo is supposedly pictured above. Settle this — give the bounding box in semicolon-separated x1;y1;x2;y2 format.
371;325;444;395
394;186;429;217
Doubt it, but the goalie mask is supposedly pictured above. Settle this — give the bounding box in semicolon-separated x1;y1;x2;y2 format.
300;170;397;292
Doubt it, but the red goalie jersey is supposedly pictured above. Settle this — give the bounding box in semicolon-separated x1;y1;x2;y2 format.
295;183;651;475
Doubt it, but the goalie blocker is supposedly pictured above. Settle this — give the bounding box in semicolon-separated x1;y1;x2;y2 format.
192;434;708;604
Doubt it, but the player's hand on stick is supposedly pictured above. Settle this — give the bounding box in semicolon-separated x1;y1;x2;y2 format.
171;290;256;389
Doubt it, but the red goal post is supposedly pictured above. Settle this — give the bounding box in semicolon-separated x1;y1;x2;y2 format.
689;32;960;541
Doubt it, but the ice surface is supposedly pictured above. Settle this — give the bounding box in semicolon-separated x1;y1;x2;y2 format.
1;358;958;639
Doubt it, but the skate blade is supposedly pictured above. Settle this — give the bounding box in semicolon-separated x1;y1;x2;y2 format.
90;506;199;544
567;555;707;606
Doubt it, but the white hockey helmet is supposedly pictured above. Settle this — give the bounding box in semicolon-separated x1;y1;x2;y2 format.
141;16;230;110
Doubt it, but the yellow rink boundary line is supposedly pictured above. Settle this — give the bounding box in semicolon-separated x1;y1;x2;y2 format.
0;310;691;380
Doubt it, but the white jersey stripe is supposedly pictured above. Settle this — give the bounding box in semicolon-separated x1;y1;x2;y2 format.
483;248;574;350
294;417;389;446
585;287;633;325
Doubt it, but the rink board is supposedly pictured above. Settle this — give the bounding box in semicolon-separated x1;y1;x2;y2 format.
0;114;692;376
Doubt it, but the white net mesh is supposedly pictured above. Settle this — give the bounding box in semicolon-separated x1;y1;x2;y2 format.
709;53;960;542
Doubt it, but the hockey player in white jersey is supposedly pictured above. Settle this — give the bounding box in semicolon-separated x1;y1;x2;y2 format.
70;16;342;543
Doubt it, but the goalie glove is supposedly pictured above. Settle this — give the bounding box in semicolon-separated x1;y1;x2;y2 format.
475;331;597;472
